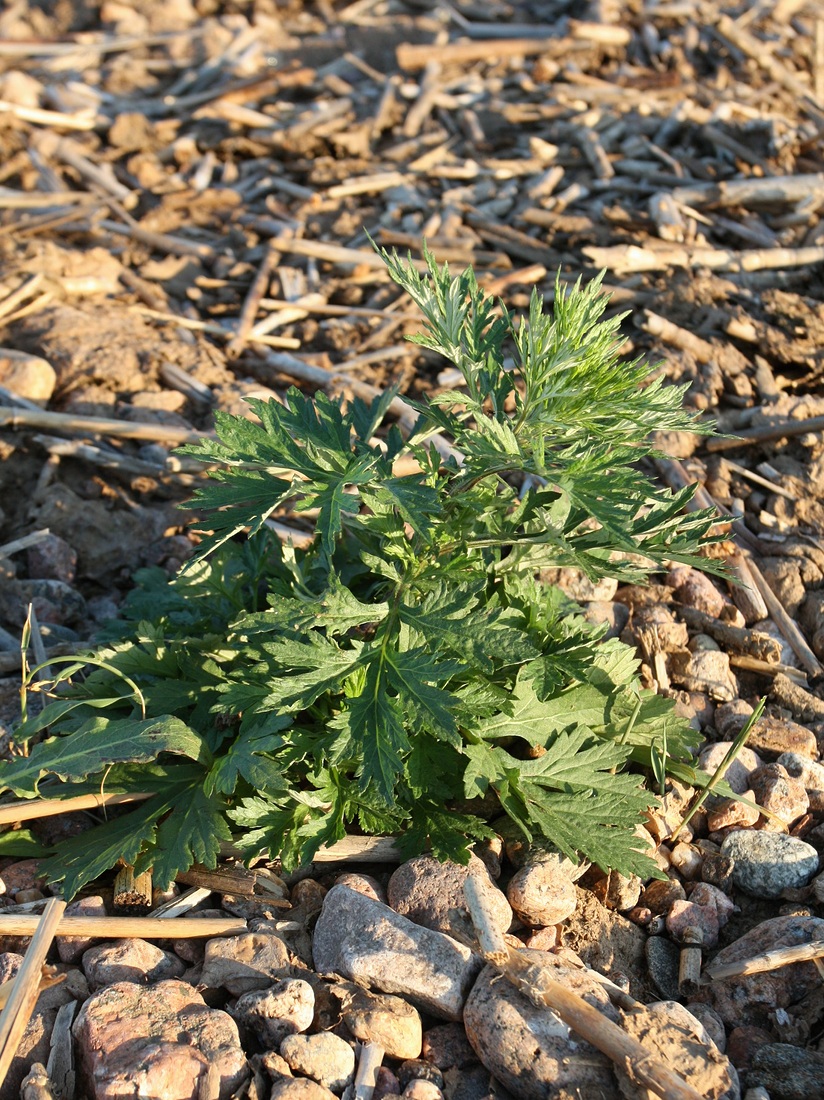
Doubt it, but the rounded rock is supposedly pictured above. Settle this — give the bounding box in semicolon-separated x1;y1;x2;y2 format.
388;854;511;936
720;831;819;897
776;752;824;812
279;1032;355;1092
81;939;184;991
270;1081;337;1100
698;744;763;794
232;977;314;1049
506;858;577;927
342;988;422;1060
748;763;809;826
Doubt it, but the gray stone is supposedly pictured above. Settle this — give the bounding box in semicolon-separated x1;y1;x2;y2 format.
463;952;621;1100
720;831;819;897
749;1043;824;1100
313;885;481;1022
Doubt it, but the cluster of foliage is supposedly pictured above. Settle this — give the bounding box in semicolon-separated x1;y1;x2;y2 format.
0;247;722;898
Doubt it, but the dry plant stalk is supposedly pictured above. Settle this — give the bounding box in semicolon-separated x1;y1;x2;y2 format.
705;939;824;981
0;915;246;938
462;878;705;1100
0;897;66;1091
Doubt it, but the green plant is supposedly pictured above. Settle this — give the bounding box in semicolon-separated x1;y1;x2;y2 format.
0;248;723;898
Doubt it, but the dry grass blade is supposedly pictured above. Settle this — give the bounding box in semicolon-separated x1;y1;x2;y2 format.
0;792;153;826
0;897;66;1091
0;915;246;938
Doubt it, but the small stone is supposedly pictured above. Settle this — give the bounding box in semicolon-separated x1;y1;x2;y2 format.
506;857;577;927
776;752;824;812
335;872;386;903
0;351;56;404
714;700;754;738
421;1023;476;1070
269;1080;337;1100
260;1050;292;1077
690;915;824;1028
720;831;819;897
0;859;46;897
749;763;810;826
27;534;77;583
645;936;681;1001
524;926;561;949
701;852;736;893
706;793;760;832
749;1042;824;1100
403;1082;443;1100
81;939;184;991
388;855;511;937
397;1060;444;1089
685;1003;726;1052
57;896;106;963
232;978;314;1049
669;842;703;880
17;579;87;624
73;979;246;1100
669;649;737;702
342;988;422;1060
313;886;481;1021
200;933;290;995
697;744;763;794
747;717;818;760
666;900;720;948
279;1033;355;1092
464;953;619;1100
583;600;630;639
667;566;728;617
725;1026;774;1076
374;1067;402;1100
590;871;642;913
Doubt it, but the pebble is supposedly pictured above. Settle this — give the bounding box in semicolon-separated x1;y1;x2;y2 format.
397;1060;444;1089
748;763;809;826
464;953;620;1100
583;599;630;639
421;1023;477;1070
73;979;247;1100
776;751;824;812
667;565;728;617
714;700;754;737
669;648;738;701
0;350;56;403
279;1032;355;1091
701;851;736;893
18;578;87;624
199;932;290;995
335;872;387;903
720;831;819;897
645;935;681;1001
387;854;511;936
313;885;481;1021
589;870;642;913
342;988;422;1060
403;1082;443;1100
506;857;577;926
690;915;824;1028
748;1042;824;1100
26;533;77;583
698;744;763;794
57;895;106;963
706;793;761;832
81;939;185;990
746;717;818;760
269;1080;337;1100
726;1026;774;1077
0;859;46;897
231;977;314;1049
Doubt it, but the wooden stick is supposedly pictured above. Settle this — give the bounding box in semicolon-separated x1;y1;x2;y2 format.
705;414;824;452
677;926;704;997
0;898;66;1092
30;132;136;209
0;406;205;445
743;556;824;678
770;672;824;723
728;654;807;684
0;529;52;559
0;792;152;826
462;878;705;1100
113;864;153;913
226;244;279;359
676;606;781;662
0;915;246;938
705;939;824;981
